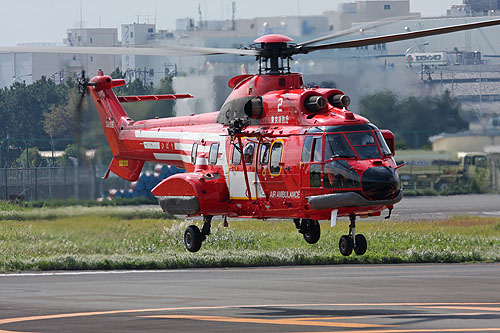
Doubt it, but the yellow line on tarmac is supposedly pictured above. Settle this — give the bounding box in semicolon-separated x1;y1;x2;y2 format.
294;329;500;333
138;314;389;328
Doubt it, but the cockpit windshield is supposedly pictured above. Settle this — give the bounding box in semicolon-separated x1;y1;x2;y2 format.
324;134;356;159
324;130;391;160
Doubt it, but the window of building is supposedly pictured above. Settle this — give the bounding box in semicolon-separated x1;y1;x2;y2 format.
89;38;93;44
130;32;134;38
148;28;154;33
209;143;219;165
384;4;391;10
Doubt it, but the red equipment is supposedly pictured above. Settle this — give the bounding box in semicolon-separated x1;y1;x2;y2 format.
77;19;500;254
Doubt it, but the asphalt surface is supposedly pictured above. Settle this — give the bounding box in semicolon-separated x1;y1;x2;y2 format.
1;194;500;332
1;264;500;332
387;194;500;220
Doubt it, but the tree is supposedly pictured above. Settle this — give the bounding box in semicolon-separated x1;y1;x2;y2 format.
359;91;468;149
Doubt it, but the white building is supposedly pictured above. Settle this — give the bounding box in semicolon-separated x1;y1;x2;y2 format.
0;28;120;89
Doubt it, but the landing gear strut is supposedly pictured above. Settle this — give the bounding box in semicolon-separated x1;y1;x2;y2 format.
339;214;367;256
184;215;212;252
295;218;321;244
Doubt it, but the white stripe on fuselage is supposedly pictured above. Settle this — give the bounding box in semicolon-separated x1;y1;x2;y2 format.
135;130;222;142
135;130;230;179
144;142;160;149
153;153;191;163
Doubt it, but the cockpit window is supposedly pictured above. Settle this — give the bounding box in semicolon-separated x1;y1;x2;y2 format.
325;134;356;160
375;131;392;156
345;132;381;159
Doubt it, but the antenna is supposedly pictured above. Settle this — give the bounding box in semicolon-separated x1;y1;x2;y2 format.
198;3;203;29
80;0;83;29
232;1;236;31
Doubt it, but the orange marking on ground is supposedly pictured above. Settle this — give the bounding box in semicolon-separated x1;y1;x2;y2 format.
421;306;500;312
294;329;500;333
1;302;500;329
138;315;388;328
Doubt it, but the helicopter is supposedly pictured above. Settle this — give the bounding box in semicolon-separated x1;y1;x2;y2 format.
5;17;500;255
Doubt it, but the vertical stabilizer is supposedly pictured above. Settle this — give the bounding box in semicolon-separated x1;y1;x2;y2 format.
88;75;128;156
88;74;144;181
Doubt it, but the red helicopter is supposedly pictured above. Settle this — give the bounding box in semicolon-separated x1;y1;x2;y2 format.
14;18;500;255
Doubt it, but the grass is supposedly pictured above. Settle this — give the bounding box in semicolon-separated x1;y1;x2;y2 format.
0;205;499;272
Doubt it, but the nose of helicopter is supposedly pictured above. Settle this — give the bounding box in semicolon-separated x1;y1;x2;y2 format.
362;166;401;200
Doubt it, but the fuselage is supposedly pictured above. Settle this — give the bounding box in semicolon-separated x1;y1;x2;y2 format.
89;72;402;221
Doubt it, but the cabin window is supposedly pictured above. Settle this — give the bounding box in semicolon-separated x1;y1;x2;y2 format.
209;143;219;165
260;142;270;165
310;164;322;188
312;137;322;162
232;143;241;165
191;142;198;164
269;141;283;175
302;136;313;162
243;143;255;164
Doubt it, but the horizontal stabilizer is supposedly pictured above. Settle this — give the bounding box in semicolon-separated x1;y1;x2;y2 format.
117;94;193;103
103;157;144;181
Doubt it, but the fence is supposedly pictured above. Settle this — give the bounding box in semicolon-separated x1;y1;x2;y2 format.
0;165;130;201
399;159;500;192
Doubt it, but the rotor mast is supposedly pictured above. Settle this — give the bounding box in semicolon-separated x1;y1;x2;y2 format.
254;34;302;75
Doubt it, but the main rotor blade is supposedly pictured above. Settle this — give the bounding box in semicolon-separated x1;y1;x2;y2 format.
0;44;260;57
304;18;500;52
298;15;420;47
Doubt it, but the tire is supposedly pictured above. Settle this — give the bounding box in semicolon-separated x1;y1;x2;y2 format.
339;235;353;256
303;219;321;244
354;234;367;255
184;225;202;252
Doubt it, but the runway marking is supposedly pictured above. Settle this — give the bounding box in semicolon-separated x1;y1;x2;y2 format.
295;329;500;333
421;306;500;312
1;302;500;332
138;314;389;328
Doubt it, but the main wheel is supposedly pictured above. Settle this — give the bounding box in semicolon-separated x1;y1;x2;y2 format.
303;219;321;244
354;234;367;255
339;235;353;256
184;225;202;252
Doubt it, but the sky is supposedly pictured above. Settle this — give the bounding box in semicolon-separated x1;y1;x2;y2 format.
0;0;460;46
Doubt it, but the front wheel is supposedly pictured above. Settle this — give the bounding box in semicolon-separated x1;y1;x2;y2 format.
339;235;353;256
184;225;202;252
303;220;321;244
354;234;367;255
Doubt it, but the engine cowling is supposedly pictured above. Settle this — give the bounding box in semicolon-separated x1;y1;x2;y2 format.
151;171;229;216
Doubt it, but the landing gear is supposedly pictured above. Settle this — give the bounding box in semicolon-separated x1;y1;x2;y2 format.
295;218;321;244
338;214;367;256
184;215;212;252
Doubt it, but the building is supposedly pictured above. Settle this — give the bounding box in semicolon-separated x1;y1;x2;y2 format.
323;0;419;31
0;28;120;89
464;0;500;15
